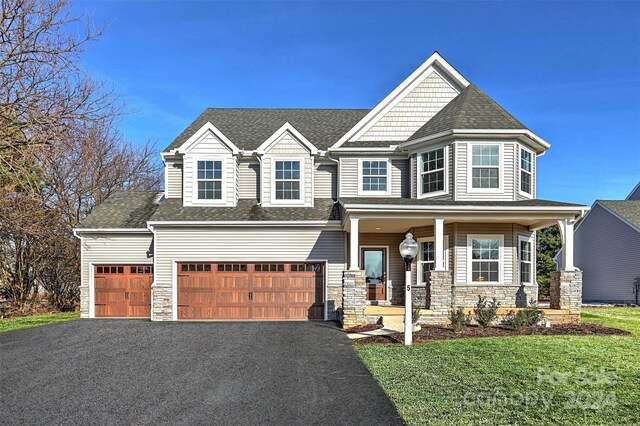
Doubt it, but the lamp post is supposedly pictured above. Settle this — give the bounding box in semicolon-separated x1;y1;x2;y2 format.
399;232;419;346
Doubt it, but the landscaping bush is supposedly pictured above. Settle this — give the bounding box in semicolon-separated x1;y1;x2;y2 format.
449;307;470;332
412;307;422;325
473;296;500;327
504;308;545;330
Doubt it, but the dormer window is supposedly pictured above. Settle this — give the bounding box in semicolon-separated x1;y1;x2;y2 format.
197;160;223;200
274;160;301;201
358;159;390;195
418;147;447;197
470;143;501;191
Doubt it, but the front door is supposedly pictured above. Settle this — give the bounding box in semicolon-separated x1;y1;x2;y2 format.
362;248;386;301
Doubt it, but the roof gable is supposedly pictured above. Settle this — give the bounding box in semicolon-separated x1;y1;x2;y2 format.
597;200;640;232
173;121;240;155
256;122;318;155
331;52;470;149
626;181;640;200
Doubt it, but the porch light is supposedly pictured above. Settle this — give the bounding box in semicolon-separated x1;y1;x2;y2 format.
399;232;418;346
400;233;419;267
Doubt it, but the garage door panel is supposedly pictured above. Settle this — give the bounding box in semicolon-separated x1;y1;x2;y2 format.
94;265;152;318
177;262;324;320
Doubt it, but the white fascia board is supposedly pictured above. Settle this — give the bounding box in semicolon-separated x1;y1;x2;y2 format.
331;52;470;149
329;146;400;153
147;220;342;228
255;122;318;155
72;228;152;234
593;201;640;233
340;202;589;214
399;129;551;152
175;121;241;155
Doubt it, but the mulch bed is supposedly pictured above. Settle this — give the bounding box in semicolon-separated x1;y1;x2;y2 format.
351;323;629;345
343;323;384;333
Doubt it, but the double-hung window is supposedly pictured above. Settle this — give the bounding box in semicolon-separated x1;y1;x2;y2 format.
471;144;500;190
420;148;446;196
197;160;223;200
520;148;533;195
275;160;301;200
519;237;533;284
360;160;388;194
469;235;502;283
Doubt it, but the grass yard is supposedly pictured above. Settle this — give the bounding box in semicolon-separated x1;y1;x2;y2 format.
355;308;640;425
0;311;80;334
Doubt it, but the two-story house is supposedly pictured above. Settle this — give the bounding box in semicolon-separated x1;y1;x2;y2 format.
75;52;589;326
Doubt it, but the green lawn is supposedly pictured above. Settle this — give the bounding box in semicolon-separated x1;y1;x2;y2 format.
355;308;640;425
0;311;80;333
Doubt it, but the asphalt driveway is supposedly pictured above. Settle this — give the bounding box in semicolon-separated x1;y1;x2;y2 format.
0;320;403;425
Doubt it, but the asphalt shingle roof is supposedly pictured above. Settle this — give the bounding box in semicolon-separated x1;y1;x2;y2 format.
407;84;528;142
149;198;341;222
77;190;162;229
339;198;586;208
599;200;640;230
163;108;370;153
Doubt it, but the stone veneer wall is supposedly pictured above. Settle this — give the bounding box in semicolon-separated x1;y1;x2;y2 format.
550;270;582;317
452;285;536;308
152;287;173;321
80;285;90;318
342;270;367;327
326;287;343;321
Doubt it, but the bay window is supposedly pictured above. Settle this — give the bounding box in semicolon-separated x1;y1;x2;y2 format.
520;148;533;195
468;235;502;283
470;144;500;190
419;147;446;196
519;237;533;284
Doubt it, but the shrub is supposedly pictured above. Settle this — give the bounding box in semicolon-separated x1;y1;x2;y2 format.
473;296;500;327
412;307;422;325
504;308;544;329
449;307;470;332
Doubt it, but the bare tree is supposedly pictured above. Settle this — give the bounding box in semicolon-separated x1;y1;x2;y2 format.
0;0;163;311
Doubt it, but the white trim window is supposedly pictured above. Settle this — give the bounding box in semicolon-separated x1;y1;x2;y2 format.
197;160;223;200
520;148;533;196
419;147;447;197
359;159;389;195
519;236;533;284
468;235;503;283
274;160;302;201
418;236;449;285
470;144;501;190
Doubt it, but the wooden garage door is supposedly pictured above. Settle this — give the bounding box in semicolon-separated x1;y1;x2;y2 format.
94;265;153;317
177;262;324;320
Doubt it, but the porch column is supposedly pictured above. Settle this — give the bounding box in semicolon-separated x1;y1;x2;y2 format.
558;219;576;271
434;218;445;271
349;216;360;270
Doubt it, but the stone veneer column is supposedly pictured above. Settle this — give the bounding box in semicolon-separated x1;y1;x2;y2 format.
342;270;367;327
427;270;452;319
550;270;582;315
152;287;173;321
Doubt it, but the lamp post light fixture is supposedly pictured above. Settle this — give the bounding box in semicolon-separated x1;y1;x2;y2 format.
399;232;419;346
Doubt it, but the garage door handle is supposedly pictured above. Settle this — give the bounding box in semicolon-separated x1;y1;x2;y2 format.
125;292;129;299
248;292;253;301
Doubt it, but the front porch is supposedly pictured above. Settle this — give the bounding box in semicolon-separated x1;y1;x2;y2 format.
339;204;585;327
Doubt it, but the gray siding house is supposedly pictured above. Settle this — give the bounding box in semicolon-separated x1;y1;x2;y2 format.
557;183;640;304
75;52;588;326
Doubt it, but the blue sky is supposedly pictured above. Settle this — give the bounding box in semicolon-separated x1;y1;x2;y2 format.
73;0;639;205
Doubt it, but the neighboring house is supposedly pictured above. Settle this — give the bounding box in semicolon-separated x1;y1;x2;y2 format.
557;183;640;304
74;52;588;326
